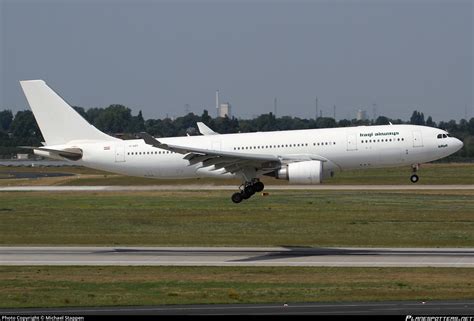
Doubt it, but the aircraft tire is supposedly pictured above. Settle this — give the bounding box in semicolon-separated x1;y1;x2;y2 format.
231;192;243;203
241;190;252;199
254;181;264;192
244;185;256;196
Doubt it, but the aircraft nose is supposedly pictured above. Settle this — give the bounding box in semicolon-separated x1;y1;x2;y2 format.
454;138;464;151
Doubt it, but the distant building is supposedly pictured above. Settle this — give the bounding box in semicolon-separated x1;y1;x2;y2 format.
218;103;232;118
356;109;367;121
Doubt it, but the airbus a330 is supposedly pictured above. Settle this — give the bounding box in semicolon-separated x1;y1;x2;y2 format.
20;80;463;203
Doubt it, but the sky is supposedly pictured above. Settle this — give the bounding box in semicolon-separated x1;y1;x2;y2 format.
1;0;472;122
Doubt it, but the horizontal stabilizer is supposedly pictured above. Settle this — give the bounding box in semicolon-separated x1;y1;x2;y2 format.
20;146;83;161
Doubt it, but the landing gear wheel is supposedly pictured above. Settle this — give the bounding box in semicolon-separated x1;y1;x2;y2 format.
241;190;252;199
231;192;243;203
254;181;264;192
410;174;419;183
244;185;256;196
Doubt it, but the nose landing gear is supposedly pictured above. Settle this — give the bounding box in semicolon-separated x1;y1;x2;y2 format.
231;180;265;203
410;164;420;183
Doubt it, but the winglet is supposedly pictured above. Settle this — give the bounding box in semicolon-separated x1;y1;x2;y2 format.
197;122;219;135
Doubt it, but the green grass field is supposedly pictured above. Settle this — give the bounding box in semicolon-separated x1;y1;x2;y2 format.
1;266;473;308
1;164;472;308
1;190;472;247
0;162;473;186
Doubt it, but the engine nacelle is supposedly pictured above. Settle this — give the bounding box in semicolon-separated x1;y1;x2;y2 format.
276;160;323;184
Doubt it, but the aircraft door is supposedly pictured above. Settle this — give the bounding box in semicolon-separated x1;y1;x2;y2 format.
412;131;423;148
115;144;126;162
346;134;357;151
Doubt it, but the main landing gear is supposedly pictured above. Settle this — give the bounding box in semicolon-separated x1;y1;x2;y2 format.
231;180;265;203
410;164;419;183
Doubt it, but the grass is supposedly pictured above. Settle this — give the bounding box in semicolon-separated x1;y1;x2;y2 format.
1;266;473;308
1;165;472;309
1;190;473;247
0;162;473;186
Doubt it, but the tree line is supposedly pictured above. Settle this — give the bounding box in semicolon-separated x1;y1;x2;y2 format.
1;105;473;159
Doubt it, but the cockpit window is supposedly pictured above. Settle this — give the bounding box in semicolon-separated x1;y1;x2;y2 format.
437;134;442;139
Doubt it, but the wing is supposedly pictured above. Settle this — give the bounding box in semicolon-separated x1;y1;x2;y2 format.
138;133;329;175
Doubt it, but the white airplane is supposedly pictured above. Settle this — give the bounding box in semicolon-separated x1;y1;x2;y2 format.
20;80;463;203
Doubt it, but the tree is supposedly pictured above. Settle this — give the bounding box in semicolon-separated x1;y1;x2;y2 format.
337;119;352;127
253;113;277;132
94;104;132;133
86;107;105;125
469;118;474;135
410;111;425;125
10;110;42;139
173;113;201;136
73;106;89;122
426;116;436;127
316;117;337;128
201;110;212;125
375;116;390;125
0;110;13;132
127;110;146;133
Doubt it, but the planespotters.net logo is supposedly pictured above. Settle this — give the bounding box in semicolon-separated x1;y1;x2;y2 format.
406;316;474;321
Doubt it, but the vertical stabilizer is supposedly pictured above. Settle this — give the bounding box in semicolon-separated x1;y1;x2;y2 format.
20;80;118;145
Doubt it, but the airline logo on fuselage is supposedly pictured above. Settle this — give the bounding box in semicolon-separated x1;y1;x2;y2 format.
359;131;400;138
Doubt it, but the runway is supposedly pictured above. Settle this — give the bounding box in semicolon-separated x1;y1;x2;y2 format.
0;184;473;192
1;247;474;267
2;301;474;315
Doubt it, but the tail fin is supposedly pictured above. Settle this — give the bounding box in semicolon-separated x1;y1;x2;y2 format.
20;80;118;145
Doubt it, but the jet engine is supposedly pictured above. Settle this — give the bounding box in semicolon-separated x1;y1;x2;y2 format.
275;160;323;184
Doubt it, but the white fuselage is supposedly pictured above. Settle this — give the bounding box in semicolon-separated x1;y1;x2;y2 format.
60;124;462;181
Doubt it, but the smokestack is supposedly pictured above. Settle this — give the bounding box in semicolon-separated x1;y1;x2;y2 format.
216;90;219;117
